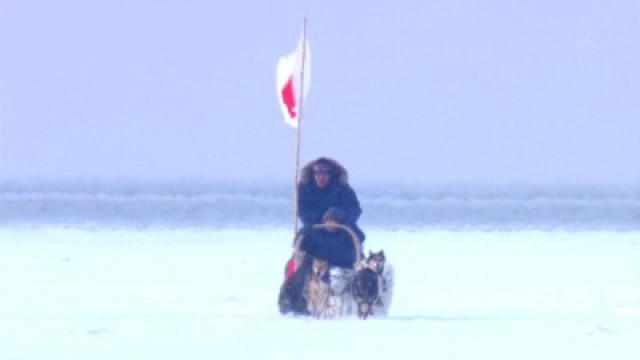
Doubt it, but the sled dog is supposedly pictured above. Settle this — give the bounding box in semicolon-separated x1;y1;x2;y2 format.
304;258;331;318
352;265;379;319
364;250;394;316
352;250;394;319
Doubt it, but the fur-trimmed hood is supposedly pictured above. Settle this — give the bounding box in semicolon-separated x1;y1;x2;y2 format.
299;157;349;186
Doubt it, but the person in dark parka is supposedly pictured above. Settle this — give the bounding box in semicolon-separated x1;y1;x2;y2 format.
278;157;365;315
297;157;365;242
300;209;359;269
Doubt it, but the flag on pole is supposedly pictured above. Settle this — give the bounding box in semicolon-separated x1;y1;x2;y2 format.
276;30;311;128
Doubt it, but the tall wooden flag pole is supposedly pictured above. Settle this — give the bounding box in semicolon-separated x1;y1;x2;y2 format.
293;18;308;238
276;19;311;241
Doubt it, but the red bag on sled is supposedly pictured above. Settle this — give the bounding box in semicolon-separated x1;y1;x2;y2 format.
285;256;298;282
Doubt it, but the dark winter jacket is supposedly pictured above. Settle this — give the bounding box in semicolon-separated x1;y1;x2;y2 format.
300;226;358;269
297;157;365;241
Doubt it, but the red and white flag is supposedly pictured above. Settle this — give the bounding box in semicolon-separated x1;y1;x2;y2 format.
276;30;311;128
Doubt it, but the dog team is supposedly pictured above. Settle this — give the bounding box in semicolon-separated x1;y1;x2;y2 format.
305;250;394;319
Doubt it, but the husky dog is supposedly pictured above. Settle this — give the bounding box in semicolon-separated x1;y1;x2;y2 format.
351;266;379;319
351;250;394;319
365;250;394;316
304;258;331;318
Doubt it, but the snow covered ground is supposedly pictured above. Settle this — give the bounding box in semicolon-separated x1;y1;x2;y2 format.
1;227;639;359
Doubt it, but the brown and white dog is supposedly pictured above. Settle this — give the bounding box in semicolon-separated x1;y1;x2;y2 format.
304;258;331;318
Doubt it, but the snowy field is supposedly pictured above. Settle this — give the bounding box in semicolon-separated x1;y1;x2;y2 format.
1;227;639;360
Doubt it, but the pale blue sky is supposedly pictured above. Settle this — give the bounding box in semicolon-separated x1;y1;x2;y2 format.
1;0;638;185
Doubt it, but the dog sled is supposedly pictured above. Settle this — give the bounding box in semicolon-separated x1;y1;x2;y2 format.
278;223;393;319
